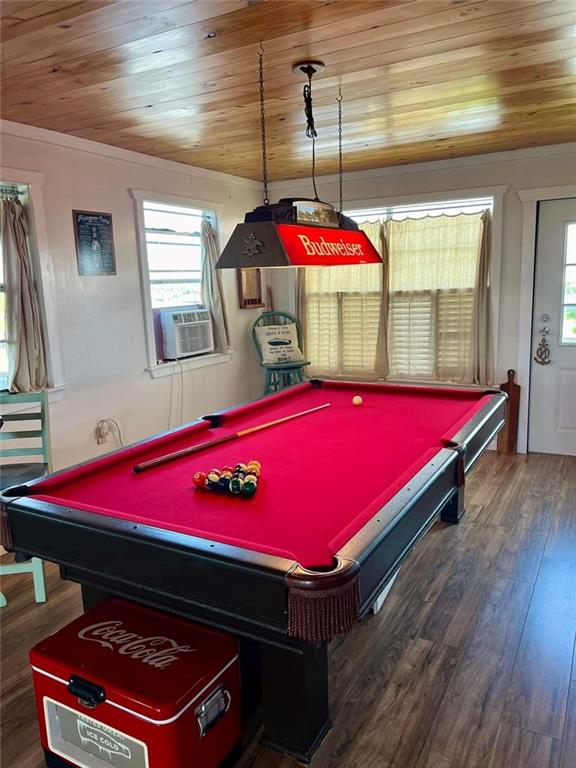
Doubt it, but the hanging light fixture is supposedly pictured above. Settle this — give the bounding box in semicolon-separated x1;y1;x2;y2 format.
216;49;381;269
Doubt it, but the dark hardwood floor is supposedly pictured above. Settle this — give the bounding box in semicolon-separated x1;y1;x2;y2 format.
2;452;576;768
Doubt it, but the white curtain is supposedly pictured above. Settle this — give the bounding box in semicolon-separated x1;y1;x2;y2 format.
471;210;494;384
299;220;387;378
300;209;493;385
201;219;231;351
387;211;493;384
1;198;47;392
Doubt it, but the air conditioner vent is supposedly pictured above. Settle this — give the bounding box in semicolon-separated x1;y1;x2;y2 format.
159;307;214;360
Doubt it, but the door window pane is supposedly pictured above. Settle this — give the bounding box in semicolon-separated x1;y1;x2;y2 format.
566;223;576;264
564;265;576;303
562;305;576;344
561;224;576;343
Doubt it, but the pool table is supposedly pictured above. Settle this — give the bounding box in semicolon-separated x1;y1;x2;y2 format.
1;379;506;763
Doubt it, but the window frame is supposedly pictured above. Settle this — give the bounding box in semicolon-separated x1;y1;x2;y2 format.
0;169;68;395
131;189;230;375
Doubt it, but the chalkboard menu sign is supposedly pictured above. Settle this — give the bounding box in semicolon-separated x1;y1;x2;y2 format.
73;210;116;276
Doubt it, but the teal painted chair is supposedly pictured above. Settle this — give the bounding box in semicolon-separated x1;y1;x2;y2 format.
252;311;310;395
0;390;51;607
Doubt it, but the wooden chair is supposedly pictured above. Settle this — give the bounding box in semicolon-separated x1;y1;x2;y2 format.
0;390;51;607
252;311;310;395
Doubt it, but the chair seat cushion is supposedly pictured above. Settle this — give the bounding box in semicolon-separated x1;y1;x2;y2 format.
264;361;310;370
1;463;47;491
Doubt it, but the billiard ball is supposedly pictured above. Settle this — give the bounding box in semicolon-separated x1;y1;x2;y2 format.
352;395;363;406
241;479;257;496
247;460;261;471
244;473;258;484
192;471;207;488
230;477;243;494
217;476;232;492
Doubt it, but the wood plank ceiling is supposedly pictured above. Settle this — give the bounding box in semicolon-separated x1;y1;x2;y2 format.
1;0;575;181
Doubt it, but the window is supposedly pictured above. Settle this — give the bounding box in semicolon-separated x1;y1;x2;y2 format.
301;197;493;384
135;196;227;370
142;201;204;309
561;222;576;344
386;208;487;381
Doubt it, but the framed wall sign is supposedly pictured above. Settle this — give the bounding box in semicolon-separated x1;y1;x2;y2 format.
73;210;116;276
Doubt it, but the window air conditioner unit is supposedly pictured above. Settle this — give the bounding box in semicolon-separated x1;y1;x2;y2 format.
160;307;214;360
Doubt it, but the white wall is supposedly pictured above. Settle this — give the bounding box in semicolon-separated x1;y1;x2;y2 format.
1;122;265;470
270;143;576;394
2;123;574;468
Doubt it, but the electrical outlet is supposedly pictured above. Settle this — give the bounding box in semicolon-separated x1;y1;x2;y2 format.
95;419;110;445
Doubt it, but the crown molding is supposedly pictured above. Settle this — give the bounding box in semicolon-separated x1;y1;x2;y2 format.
269;142;576;190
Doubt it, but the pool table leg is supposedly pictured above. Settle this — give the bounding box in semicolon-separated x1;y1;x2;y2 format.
260;641;331;763
440;486;465;523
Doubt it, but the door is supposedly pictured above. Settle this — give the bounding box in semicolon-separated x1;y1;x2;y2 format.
529;198;576;455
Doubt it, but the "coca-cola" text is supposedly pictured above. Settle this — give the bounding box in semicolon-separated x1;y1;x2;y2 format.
78;621;196;669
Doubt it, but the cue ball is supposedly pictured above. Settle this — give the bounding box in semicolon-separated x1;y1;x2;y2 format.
352;395;363;406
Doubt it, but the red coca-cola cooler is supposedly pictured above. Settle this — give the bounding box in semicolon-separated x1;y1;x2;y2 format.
30;598;242;768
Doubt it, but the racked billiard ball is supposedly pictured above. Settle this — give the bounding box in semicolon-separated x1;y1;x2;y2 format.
217;476;232;492
241;479;257;497
192;471;207;489
230;477;243;494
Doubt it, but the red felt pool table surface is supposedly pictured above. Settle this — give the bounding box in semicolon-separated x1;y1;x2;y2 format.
31;381;491;568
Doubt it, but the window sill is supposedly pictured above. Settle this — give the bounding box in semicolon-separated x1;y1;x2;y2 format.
146;351;233;379
0;383;68;413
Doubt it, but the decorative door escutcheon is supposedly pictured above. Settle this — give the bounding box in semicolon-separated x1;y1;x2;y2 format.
534;334;552;365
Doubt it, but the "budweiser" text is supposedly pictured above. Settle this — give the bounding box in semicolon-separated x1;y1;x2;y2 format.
296;234;366;257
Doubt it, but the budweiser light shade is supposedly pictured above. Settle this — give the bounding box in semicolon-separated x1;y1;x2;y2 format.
217;221;382;268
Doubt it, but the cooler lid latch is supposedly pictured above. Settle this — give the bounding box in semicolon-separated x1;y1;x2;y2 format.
67;675;106;709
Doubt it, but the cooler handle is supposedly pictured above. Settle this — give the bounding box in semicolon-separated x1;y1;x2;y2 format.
68;675;106;709
195;684;231;737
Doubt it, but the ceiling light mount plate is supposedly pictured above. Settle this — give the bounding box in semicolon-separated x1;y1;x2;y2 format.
292;60;325;77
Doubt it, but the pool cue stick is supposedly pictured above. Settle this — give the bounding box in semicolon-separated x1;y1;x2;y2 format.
133;402;331;473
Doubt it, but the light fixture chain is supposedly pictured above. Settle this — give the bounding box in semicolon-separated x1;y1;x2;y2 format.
258;45;270;206
337;88;343;213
